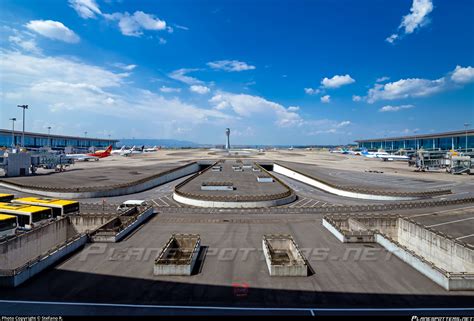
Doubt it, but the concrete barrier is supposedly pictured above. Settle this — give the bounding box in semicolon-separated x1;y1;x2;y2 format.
0;217;87;287
322;214;474;290
397;219;474;273
274;163;429;201
173;191;296;208
90;207;154;243
375;233;474;291
69;215;117;234
322;218;345;242
262;234;308;276
0;234;87;287
154;234;201;276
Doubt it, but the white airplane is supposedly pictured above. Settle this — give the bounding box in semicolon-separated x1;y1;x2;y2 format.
111;146;126;155
143;146;161;153
361;149;389;158
361;148;409;161
378;154;410;161
65;153;99;161
121;145;145;156
330;148;349;154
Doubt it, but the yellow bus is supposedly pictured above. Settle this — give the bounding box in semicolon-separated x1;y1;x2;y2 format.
0;202;53;229
0;214;17;239
0;194;14;202
12;197;80;218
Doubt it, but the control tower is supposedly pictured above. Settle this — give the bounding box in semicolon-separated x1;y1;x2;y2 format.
225;128;231;150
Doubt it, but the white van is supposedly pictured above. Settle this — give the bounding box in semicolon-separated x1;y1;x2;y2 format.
117;200;148;212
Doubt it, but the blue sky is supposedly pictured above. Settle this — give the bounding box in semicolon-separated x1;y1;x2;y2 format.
0;0;473;145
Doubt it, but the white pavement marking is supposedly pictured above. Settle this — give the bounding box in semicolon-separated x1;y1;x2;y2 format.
299;199;314;207
289;198;307;208
456;233;474;240
0;300;472;313
410;205;474;218
151;199;160;207
159;197;170;207
427;217;474;228
163;195;175;204
311;201;320;207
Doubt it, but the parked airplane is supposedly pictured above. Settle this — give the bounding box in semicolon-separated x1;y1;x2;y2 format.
330;148;348;154
121;145;145;156
361;148;408;161
378;154;410;161
143;146;161;153
66;145;113;161
361;149;389;158
111;146;126;155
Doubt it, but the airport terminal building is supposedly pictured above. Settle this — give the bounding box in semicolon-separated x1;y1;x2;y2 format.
355;129;474;152
0;129;118;150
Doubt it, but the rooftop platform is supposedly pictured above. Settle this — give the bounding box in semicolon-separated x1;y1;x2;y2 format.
2;212;473;308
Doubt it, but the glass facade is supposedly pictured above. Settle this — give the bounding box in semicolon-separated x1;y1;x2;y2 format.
0;131;116;149
358;133;474;151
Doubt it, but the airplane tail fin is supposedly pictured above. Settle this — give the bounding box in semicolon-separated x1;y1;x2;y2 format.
105;145;113;153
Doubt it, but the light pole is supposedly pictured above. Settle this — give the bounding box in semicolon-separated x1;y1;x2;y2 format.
17;104;28;148
464;123;470;153
9;118;16;148
414;130;418;153
47;126;52;147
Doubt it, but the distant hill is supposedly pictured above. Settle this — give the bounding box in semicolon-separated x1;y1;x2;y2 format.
117;139;200;148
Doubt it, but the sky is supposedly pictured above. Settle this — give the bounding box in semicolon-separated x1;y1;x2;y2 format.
0;0;473;145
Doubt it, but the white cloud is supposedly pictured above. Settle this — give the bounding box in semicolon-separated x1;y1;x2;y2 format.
159;37;167;45
400;0;433;34
69;0;101;19
385;34;398;44
352;95;362;102
376;76;390;83
451;65;474;84
386;0;433;43
321;74;355;89
25;20;80;43
207;60;256;72
169;68;202;85
320;95;331;103
209;92;303;127
104;11;166;37
8;35;41;54
336;121;351;127
306;119;352;135
379;104;415;112
113;63;137;71
304;87;320;95
287;106;300;112
0;51;231;130
160;86;181;93
367;66;474;103
190;85;210;94
174;24;189;31
367;78;445;103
